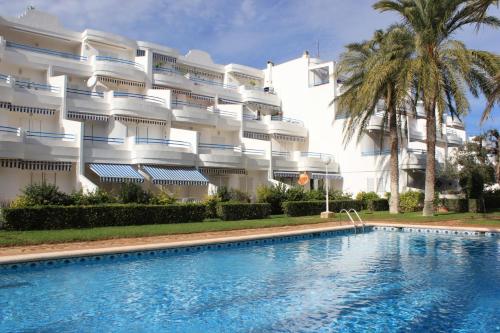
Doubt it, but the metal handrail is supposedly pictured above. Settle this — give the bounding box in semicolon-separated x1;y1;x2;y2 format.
95;56;144;70
339;209;364;233
113;91;165;104
6;41;87;61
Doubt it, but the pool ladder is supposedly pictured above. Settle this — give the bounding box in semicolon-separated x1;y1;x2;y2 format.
339;209;365;234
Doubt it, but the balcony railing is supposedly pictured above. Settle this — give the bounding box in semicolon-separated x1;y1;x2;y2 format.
67;88;104;98
242;148;265;156
300;152;333;159
153;66;182;75
199;143;241;152
243;113;261;121
0;125;21;135
84;136;124;144
171;100;210;110
271;115;304;126
95;56;144;70
26;130;75;140
361;149;392;156
113;91;165;104
6;41;87;61
0;74;10;84
243;85;276;95
188;76;238;90
407;148;426;154
272;151;290;158
14;79;60;93
135;137;191;148
211;109;237;118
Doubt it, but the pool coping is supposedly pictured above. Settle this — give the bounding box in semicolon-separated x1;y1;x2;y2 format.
0;223;499;265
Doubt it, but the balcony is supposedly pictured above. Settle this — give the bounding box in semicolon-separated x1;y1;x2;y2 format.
131;137;195;165
447;132;463;147
268;115;307;137
366;113;389;132
153;67;192;88
110;91;169;120
4;41;90;73
243;148;269;170
1;76;62;107
198;143;243;168
84;135;124;144
401;149;426;170
171;101;218;127
239;86;280;106
297;152;338;172
66;88;108;114
242;113;267;133
92;55;146;83
210;108;241;130
0;125;24;159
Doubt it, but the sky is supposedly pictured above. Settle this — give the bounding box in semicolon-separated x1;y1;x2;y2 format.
0;0;498;134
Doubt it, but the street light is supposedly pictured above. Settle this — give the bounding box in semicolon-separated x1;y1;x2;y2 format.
321;155;333;218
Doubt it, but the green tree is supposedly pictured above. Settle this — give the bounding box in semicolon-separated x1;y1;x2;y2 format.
374;0;500;215
335;25;415;214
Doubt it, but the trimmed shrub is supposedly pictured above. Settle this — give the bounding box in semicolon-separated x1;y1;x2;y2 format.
149;190;177;205
2;204;207;231
367;199;389;211
399;191;424;212
283;200;364;217
305;189;324;201
484;190;500;211
216;202;271;221
440;199;468;212
287;186;307;201
70;189;116;205
355;191;380;202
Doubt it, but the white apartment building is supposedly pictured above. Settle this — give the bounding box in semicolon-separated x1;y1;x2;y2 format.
0;8;466;202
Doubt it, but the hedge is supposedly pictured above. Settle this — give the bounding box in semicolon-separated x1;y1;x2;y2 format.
2;204;207;231
216;202;271;221
366;199;389;211
283;200;364;217
440;199;468;212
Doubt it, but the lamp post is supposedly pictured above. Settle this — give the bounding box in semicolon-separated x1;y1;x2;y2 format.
320;155;334;218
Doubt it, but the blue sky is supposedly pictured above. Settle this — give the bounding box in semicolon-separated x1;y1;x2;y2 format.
1;0;498;134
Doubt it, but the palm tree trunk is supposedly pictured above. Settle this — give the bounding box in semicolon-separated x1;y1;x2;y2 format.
423;104;436;216
388;91;399;214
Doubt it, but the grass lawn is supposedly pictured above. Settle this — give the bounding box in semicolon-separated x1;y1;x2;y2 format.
0;211;499;247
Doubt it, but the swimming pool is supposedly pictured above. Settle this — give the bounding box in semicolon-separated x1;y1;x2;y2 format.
0;228;498;332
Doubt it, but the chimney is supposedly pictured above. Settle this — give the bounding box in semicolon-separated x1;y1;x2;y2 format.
265;60;273;88
303;50;310;58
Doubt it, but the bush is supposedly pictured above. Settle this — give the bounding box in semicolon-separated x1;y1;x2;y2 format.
399;191;424;212
2;204;207;231
355;191;380;208
203;195;220;219
215;186;231;202
149;190;177;205
305;189;324;201
440;198;468;212
256;184;288;214
117;183;153;204
283;200;364;217
287;186;307;201
229;189;251;203
367;199;389;211
216;202;271;221
70;189;116;205
18;183;72;207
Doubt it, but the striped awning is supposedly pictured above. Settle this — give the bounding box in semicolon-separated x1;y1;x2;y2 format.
0;101;56;115
67;111;109;122
0;159;72;171
272;133;306;142
199;167;246;175
274;170;300;178
143;166;208;185
311;173;343;180
97;75;145;88
89;163;144;183
112;114;167;125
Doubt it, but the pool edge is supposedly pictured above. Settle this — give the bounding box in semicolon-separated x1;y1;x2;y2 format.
1;223;499;265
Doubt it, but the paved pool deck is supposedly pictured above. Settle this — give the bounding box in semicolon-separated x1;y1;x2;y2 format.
0;221;499;265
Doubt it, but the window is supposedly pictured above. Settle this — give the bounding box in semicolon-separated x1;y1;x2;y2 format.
136;49;146;57
309;66;329;86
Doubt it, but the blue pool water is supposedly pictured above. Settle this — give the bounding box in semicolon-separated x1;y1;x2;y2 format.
0;229;499;332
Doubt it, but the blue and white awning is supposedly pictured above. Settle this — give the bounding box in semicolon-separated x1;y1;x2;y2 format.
67;111;109;122
0;101;56;115
143;166;208;186
274;170;300;178
311;173;343;180
1;159;72;171
89;163;144;183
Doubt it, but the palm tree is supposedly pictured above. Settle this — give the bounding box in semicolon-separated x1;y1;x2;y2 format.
374;0;500;215
335;26;415;214
481;72;500;123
